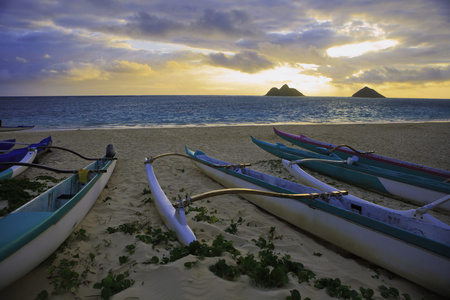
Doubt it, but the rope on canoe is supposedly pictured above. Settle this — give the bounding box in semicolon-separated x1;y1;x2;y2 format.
36;145;117;161
0;162;107;174
327;144;374;156
173;188;348;208
0;145;117;161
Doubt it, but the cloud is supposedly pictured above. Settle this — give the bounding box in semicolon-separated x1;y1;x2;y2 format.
191;9;260;37
205;50;275;73
16;57;27;63
341;65;450;85
0;0;449;96
56;62;109;81
123;12;184;37
106;60;156;75
42;59;158;81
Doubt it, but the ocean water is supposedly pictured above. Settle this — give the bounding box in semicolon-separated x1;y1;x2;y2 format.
1;95;449;131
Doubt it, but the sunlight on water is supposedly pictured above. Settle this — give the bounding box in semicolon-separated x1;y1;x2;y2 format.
1;96;449;130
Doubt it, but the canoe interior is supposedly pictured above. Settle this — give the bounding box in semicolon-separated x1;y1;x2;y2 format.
0;156;114;265
15;159;108;214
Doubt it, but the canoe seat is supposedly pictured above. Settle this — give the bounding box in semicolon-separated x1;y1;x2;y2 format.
0;211;53;260
54;194;74;210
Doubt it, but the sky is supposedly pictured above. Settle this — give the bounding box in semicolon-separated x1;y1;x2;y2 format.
0;0;449;98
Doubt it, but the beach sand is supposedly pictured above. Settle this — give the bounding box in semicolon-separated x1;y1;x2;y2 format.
1;123;449;299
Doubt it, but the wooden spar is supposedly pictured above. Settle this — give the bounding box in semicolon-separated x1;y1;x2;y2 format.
145;153;251;168
145;153;347;208
173;188;348;208
415;195;450;216
290;158;347;165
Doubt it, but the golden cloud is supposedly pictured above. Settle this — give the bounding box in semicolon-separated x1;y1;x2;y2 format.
107;60;156;75
63;63;109;81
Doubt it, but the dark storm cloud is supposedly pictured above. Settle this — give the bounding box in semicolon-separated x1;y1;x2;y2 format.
206;51;275;73
100;9;261;40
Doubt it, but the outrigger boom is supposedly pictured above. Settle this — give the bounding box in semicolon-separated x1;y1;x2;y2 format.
173;188;348;208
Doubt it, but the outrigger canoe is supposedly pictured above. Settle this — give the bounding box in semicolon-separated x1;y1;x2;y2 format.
185;147;450;297
274;127;450;180
0;126;34;132
0;144;117;289
0;136;52;181
144;157;196;246
251;136;450;211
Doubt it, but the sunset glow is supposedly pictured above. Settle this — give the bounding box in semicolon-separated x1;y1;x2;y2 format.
0;0;449;98
327;40;399;58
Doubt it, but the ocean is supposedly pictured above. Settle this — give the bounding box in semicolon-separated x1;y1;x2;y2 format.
1;95;450;131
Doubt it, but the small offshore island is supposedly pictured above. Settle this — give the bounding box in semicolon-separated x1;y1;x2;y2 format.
265;84;305;96
352;86;386;98
265;84;385;98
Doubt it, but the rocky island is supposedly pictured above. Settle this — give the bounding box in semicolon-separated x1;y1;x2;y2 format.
265;84;304;96
352;86;385;98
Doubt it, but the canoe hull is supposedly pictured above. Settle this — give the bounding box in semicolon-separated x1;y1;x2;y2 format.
187;149;450;297
145;162;196;246
274;127;450;180
252;136;450;211
0;136;52;180
0;155;116;289
0;150;37;181
0;126;34;132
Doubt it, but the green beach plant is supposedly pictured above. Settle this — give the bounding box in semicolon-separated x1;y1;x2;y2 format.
93;270;135;300
0;177;47;216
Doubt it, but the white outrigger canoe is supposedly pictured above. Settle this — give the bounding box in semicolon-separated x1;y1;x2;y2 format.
144;157;196;246
0;145;117;289
0;136;52;181
0;126;34;132
185;147;450;297
0;149;37;181
282;159;450;217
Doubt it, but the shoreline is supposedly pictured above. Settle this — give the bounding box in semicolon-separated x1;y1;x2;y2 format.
1;122;449;299
24;120;450;133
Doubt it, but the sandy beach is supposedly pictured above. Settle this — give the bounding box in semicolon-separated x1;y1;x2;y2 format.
1;122;449;300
